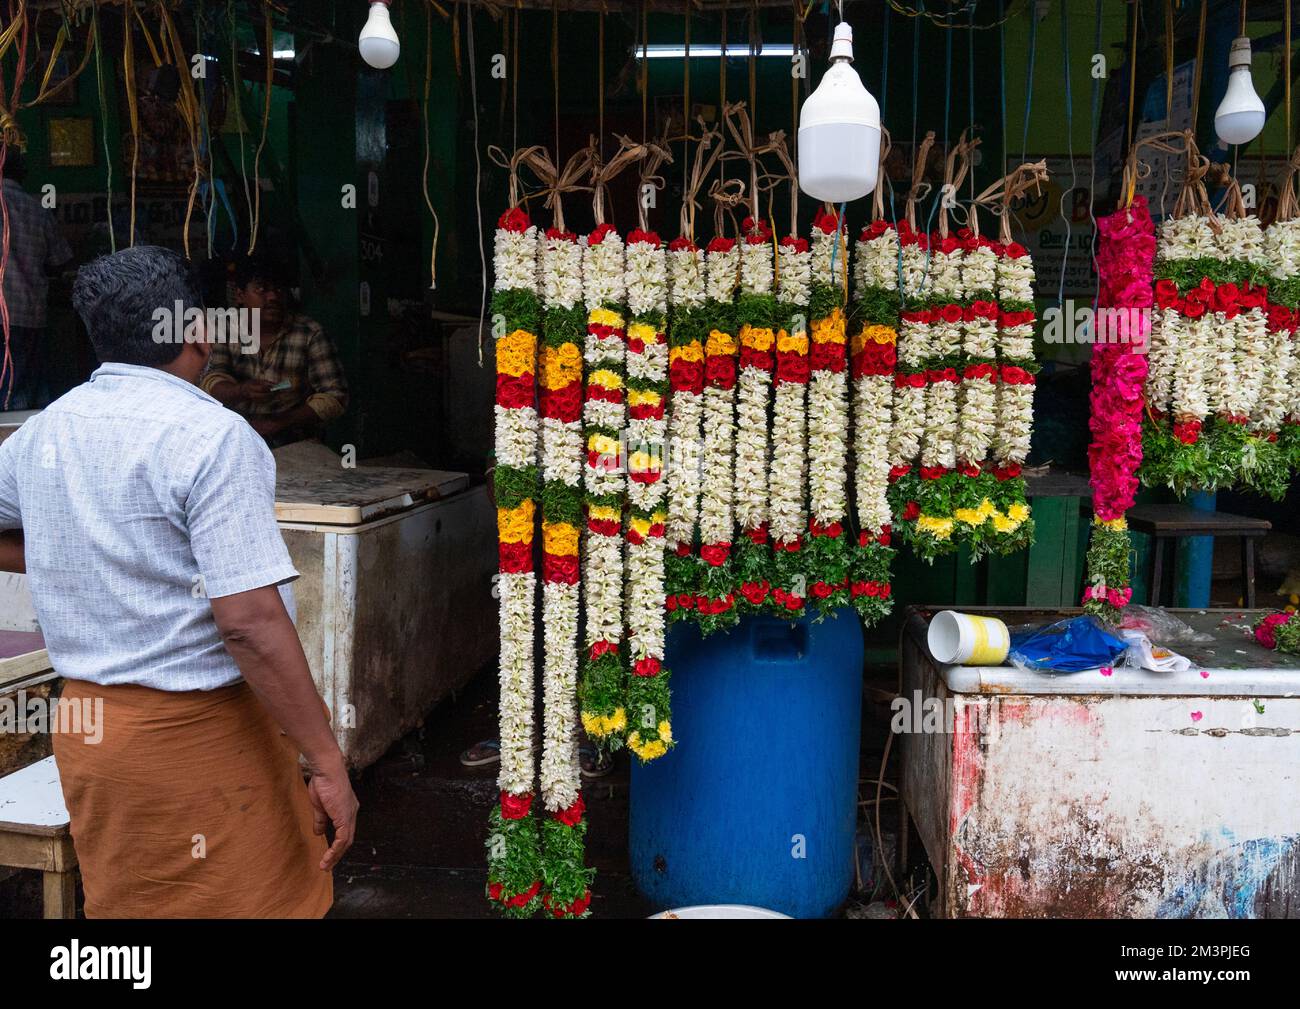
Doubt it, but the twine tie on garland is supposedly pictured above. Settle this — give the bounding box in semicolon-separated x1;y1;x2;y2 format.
631;134;673;233
708;177;746;238
679;120;726;242
589;134;646;227
938;129;978;241
1273;145;1300;223
720;100;779;222
1118;129;1192;212
871;126;894;224
904;131;936;234
968;160;1050;247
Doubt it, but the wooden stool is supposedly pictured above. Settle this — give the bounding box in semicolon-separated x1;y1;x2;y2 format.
0;756;77;918
1126;503;1271;608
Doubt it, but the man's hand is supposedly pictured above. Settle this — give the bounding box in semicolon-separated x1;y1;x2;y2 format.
240;379;275;401
308;759;360;871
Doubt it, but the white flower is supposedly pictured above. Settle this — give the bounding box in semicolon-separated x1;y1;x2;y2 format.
994;383;1034;465
901;245;930;301
665;391;704;545
740;241;774;295
542;234;583;309
497;570;537;795
626;541;667;660
1266;218;1300;280
540;417;583;486
956;376;998;466
540;581;580;811
768;380;807;543
962;245;998;296
734;365;772;530
897;318;931;369
698;385;736;543
583;232;626;307
807;370;849;524
668;246;707;308
922;379;958;469
854;373;893;533
583;531;624;645
706;245;740;303
1254;325;1294;433
494;226;540;294
1173;313;1210;420
1145;309;1180;415
778;245;812;305
996;252;1035;303
931;248;964;302
889;385;926;467
494;405;538;470
626;240;668;317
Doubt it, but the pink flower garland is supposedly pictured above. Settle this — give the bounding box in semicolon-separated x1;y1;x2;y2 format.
1088;196;1154;521
1082;196;1155;621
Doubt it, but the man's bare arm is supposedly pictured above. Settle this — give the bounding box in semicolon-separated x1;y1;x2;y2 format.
209;584;358;870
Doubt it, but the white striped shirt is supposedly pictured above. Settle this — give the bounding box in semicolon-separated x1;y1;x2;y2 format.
0;363;298;690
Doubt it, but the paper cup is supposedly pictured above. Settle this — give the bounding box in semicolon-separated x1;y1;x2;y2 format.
927;610;1010;666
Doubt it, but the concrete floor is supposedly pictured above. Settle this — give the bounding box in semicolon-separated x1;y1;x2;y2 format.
1;663;897;919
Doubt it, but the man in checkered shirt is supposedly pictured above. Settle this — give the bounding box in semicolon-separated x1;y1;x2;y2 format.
202;256;349;447
1;150;73;410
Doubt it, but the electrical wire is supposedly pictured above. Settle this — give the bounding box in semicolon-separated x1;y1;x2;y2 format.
1056;2;1076;308
470;2;486;366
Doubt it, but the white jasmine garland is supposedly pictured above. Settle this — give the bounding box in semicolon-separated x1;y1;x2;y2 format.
626;541;666;664
497;570;537;795
1207;310;1237;416
583;533;624;643
996;254;1035;304
1145;309;1180;415
956;376;997;465
1266;218;1300;279
778;242;812;306
807;370;849;525
495;226;540;293
626;240;668;317
854;373;893;532
931;247;963;302
539;581;580;811
669;246;707;307
584;233;626;307
769;379;807;542
740;240;774;294
1230;308;1268;420
706;244;739;303
923;377;958;469
994;381;1034;465
494;405;539;471
962;243;998;295
1254;326;1294;434
900;243;930;301
542;234;583;308
1173;312;1210;420
699;385;736;544
665;392;704;545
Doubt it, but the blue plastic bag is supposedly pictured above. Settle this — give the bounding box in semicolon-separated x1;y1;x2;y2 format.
1008;615;1128;673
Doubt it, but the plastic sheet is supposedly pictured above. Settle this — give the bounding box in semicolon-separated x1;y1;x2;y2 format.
1008;615;1129;673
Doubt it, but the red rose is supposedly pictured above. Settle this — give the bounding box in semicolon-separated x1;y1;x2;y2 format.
780;235;809;252
785;594;804;611
677;593;695;609
627;228;661;247
633;657;661;678
589;640;618;659
813;207;839;234
500;791;533;820
668;236;697;252
706;236;736;253
588;223;617;245
889;464;912;480
543;553;579;585
1003;242;1028;259
498;540;533;574
903;501;920;520
1181;300;1207;320
705;355;737;388
700;542;731;566
940;303;964;324
1154;279;1179;308
812;581;833;599
498;207;531;233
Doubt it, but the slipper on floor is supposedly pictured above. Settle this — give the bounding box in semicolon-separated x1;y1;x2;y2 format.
459;739;501;767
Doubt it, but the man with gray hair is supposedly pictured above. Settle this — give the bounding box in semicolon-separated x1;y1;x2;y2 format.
0;245;357;917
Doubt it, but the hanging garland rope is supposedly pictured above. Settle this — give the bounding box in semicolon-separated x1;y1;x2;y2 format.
248;2;274;254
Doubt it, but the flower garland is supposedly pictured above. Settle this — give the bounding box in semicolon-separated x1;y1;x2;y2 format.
734;216;778;613
768;234;812;618
1254;610;1300;654
805;207;852;614
623;228;674;763
578;223;630;745
1082;196;1154;624
1142;210;1291;499
694;234;740;633
664;237;707;622
987;238;1037;551
486;206;544;917
1267;216;1300;467
535;224;593;918
849;219;898;624
887;220;930;544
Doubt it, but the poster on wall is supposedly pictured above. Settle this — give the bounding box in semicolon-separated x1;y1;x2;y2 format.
1006;154;1095;302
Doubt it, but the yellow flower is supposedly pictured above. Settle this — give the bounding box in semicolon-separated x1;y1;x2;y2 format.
497;500;536;544
739;325;776;351
851;324;897;356
496;329;537;378
628;451;659;475
588;307;624;328
706;329;738;356
587;432;620;457
669;341;704;363
582;707;627;738
627;727;671;761
1099;516;1127;532
954;508;986;526
977;498;996;519
993;514;1022;534
627;387;663;407
588;368;623;391
542;520;579;557
776;329;808;354
811;307;847;344
628;322;658;344
588;503;621;523
917;514;954;540
538;342;581;390
1008;502;1031;523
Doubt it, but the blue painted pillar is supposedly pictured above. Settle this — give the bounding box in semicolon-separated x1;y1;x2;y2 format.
1177;490;1216;608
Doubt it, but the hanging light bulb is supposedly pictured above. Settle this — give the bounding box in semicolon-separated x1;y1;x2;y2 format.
797;22;881;203
1214;37;1266;146
359;0;400;70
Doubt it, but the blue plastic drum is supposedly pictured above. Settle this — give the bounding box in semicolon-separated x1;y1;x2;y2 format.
629;609;864;918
